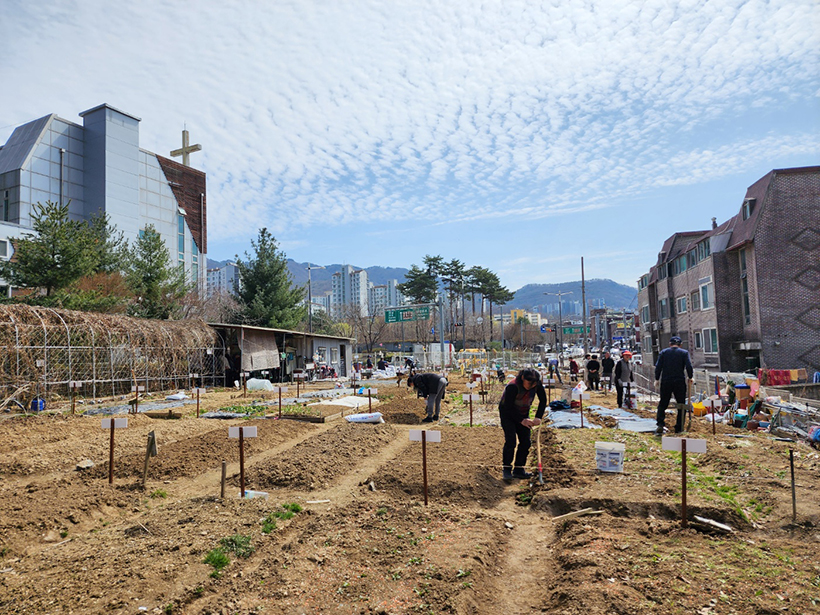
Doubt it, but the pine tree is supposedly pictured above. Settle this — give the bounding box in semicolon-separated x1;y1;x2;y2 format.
125;225;190;319
235;228;305;329
0;201;96;296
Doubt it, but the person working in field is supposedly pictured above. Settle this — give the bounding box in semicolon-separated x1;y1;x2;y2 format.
407;372;448;423
499;368;546;480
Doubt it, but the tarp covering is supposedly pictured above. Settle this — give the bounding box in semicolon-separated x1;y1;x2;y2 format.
241;329;280;371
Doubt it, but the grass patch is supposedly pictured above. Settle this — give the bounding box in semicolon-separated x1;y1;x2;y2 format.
149;489;168;499
219;534;255;558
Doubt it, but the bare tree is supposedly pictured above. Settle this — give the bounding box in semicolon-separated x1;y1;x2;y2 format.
344;305;391;353
179;289;242;323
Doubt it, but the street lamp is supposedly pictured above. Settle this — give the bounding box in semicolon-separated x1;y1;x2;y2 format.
544;291;573;357
307;263;325;333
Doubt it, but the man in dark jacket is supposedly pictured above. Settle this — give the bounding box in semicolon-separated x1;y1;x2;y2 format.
499;368;546;479
654;336;694;434
586;355;600;390
408;373;448;423
614;351;634;408
601;351;615;391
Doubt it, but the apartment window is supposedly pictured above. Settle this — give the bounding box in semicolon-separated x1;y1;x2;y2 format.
658;298;669;320
742;199;755;220
697;239;711;262
703;328;718;353
639;275;649;290
2;190;9;222
699;277;714;309
676;296;687;314
641;305;650;323
690;290;700;311
694;331;703;349
658;266;667;280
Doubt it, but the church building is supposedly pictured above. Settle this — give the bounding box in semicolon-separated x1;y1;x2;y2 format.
0;103;206;296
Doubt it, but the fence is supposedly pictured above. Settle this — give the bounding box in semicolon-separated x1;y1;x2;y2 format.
0;304;225;403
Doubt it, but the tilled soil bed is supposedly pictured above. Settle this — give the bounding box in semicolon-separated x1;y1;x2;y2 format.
0;377;818;614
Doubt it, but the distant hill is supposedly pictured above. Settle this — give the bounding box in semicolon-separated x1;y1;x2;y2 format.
512;279;637;312
207;258;636;309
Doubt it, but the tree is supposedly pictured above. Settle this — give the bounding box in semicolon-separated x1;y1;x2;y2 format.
397;264;437;304
235;228;305;329
344;305;390;353
125;225;190;319
87;213;128;274
0;201;97;296
481;271;513;345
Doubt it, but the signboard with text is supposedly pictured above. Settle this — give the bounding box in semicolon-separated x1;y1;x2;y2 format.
562;326;591;335
385;306;431;323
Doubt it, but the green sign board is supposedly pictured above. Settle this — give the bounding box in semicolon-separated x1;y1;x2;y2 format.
562;326;591;335
385;306;430;323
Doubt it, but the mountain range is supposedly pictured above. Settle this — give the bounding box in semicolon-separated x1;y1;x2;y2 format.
207;259;637;311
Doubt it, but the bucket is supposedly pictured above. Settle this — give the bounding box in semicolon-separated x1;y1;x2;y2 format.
595;441;625;473
30;398;45;412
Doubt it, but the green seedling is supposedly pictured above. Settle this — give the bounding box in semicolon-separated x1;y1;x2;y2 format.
219;534;254;558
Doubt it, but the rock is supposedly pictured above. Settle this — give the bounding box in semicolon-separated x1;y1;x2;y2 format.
505;522;514;529
76;459;94;471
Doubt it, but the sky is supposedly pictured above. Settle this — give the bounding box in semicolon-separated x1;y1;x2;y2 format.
1;0;818;291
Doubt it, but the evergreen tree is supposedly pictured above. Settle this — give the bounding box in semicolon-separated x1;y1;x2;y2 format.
397;264;437;304
235;228;305;329
0;201;96;296
125;225;190;319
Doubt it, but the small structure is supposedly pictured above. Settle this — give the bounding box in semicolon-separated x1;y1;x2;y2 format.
210;323;353;384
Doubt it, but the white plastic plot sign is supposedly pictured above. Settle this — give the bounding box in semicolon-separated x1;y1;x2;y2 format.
229;426;258;439
572;391;591;400
131;385;145;392
101;418;128;429
466;382;477;389
409;430;441;443
294;373;308;379
193;387;208;395
462;394;480;402
273;386;289;393
662;437;707;453
365;388;378;395
69;381;83;390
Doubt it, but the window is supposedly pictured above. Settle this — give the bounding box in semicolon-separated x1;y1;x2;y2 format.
658;298;669;320
690;290;700;311
658;265;667;280
742;199;755;220
694;331;703;349
0;239;8;259
639;275;649;290
177;213;185;262
331;347;339;363
696;239;711;262
703;328;718;353
641;305;650;323
317;347;327;362
676;296;687;314
672;255;687;276
192;241;199;284
699;277;713;309
2;190;9;222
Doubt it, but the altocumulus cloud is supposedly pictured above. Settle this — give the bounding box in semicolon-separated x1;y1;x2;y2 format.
1;0;818;241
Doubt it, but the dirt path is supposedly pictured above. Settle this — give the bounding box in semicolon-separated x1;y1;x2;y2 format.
475;496;554;614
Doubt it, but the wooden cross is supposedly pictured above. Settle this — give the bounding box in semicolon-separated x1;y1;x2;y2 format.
170;129;201;166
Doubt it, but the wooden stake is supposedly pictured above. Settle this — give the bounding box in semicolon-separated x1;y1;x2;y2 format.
368;389;372;412
469;394;473;427
422;431;429;506
108;421;116;485
789;449;797;522
196;388;201;418
279;387;282;419
220;460;227;500
239;427;246;498
681;439;688;528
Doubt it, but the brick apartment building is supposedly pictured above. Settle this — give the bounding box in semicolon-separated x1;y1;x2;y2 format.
637;166;820;374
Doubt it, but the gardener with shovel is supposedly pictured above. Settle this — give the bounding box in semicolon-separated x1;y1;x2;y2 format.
499;368;547;480
654;336;694;435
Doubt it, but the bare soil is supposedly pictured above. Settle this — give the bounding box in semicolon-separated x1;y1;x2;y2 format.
1;376;818;614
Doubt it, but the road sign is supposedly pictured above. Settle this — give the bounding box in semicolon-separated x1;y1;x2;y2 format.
540;325;547;333
385;306;431;323
562;326;591;335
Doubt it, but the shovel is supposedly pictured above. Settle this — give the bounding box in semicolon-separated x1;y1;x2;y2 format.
535;424;544;485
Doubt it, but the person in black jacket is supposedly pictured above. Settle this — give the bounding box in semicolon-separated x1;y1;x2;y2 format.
654;336;694;434
600;351;615;391
408;373;448;423
614;351;634;408
499;368;546;480
586;355;600;390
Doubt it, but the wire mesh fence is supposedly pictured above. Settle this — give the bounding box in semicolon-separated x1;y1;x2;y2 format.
0;304;225;404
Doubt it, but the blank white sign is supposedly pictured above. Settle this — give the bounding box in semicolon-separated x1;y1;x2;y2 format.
131;385;145;392
193;388;208;394
274;387;289;393
101;418;128;429
662;437;707;453
229;426;258;438
409;430;441;443
462;394;480;401
366;388;378;394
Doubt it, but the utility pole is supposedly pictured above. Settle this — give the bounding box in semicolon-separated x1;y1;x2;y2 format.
500;305;505;367
544;291;573;357
581;257;589;356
